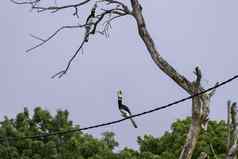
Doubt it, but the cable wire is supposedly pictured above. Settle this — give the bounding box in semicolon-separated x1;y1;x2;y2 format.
0;75;237;142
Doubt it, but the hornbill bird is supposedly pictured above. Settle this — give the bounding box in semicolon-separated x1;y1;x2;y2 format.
84;4;97;42
117;90;138;128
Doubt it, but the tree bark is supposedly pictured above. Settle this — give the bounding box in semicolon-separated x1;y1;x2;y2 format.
179;78;211;159
130;0;195;95
129;1;214;159
228;101;232;151
226;102;238;159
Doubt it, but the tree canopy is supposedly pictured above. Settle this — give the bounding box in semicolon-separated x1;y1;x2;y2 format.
138;118;227;159
9;1;232;158
0;107;228;159
0;107;118;159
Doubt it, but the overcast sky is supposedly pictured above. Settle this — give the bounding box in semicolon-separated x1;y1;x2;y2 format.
1;0;238;149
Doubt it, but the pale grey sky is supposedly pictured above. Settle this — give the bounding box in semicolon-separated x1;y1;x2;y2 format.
1;0;238;149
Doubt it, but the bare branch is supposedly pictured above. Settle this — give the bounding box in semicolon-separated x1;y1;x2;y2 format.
208;82;219;98
101;14;126;37
11;0;130;77
88;8;128;37
130;0;195;95
98;0;130;13
50;9;128;78
26;25;84;53
11;0;92;13
29;34;45;42
129;2;213;159
73;6;79;18
51;40;86;79
10;0;39;5
194;66;202;87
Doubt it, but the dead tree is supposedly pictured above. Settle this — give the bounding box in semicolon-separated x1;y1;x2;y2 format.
130;1;217;159
226;101;238;159
10;1;218;159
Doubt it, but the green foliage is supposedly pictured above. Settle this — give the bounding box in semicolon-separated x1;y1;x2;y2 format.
118;147;138;159
137;117;228;159
0;108;228;159
0;107;118;159
101;132;119;150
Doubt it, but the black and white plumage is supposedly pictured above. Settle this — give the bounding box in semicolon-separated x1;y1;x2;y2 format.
84;4;97;42
117;90;137;128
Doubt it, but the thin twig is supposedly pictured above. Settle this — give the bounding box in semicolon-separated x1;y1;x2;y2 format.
209;143;218;159
27;25;84;53
51;40;86;79
29;34;45;42
11;0;130;78
11;0;92;13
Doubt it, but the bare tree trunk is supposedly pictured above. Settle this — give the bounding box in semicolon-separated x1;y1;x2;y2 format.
12;1;217;158
130;0;194;95
129;1;215;159
228;101;232;151
179;117;201;159
179;73;211;159
226;102;238;159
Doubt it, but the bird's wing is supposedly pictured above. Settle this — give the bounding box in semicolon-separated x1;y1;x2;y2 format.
119;104;138;128
120;109;129;118
120;104;132;114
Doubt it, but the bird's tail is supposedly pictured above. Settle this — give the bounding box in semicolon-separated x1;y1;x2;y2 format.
129;118;138;128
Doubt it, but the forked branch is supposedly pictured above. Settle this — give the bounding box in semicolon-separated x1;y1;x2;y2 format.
129;1;217;159
11;0;130;78
27;25;84;53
